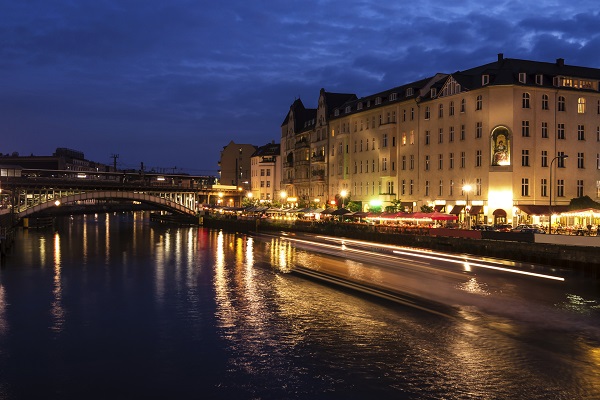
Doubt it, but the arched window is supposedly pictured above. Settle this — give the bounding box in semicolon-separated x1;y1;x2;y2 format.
558;96;566;111
522;93;530;108
578;97;586;114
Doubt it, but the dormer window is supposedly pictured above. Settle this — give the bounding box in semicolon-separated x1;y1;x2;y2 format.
406;88;414;97
366;100;371;107
535;74;543;85
345;106;351;113
518;72;526;84
482;74;490;86
334;109;340;116
430;88;437;98
357;103;363;110
389;93;398;101
375;97;382;105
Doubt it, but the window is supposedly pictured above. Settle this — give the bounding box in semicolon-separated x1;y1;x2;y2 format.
410;155;414;170
558;96;566;111
460;99;466;113
430;88;436;98
541;150;548;167
392;136;396;146
438;128;443;143
558;151;567;168
557;179;565;197
536;74;543;85
387;181;394;194
519;72;526;83
411;108;414;120
266;181;271;188
476;150;482;167
439;179;444;196
345;106;351;113
460;151;466;168
522;149;530;166
541;122;548;138
406;88;413;97
425;106;430;120
410;179;414;195
260;169;265;176
476;178;482;196
354;161;357;174
542;94;549;110
449;180;454;196
401;180;406;195
438;104;444;118
375;97;382;105
578;125;585;140
578;152;584;169
382;157;387;171
522;93;530;108
557;124;565;140
476;122;482;138
449;126;455;142
460;125;465;141
390;93;397;101
476;95;482;110
410;130;415;145
449;101;455;116
522;120;530;137
449;153;454;169
382;133;388;147
577;180;584;197
578;97;586;114
425;131;430;145
521;178;529;196
482;74;489;85
402;109;406;122
425;155;430;171
541;178;547;197
402;156;406;170
438;154;443;170
425;181;430;197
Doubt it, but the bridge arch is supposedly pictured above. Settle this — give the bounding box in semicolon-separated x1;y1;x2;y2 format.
17;190;196;218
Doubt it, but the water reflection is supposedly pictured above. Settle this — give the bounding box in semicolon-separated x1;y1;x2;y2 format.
51;232;65;333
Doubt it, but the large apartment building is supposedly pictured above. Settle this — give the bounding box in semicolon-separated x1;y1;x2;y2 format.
250;142;281;202
280;54;600;226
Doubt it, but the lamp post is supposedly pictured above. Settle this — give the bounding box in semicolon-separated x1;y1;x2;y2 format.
280;191;287;209
462;184;472;229
549;154;568;233
340;189;348;208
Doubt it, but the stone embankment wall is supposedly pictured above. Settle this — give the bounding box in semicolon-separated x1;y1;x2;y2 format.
203;217;600;279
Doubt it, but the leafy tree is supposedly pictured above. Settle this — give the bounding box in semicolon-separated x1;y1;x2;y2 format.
420;204;434;213
346;201;361;212
369;204;382;213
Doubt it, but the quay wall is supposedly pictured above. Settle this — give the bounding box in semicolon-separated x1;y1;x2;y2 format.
202;217;600;278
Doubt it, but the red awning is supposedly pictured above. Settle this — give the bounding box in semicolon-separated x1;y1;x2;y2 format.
449;205;464;215
469;205;483;215
516;205;569;216
434;205;446;212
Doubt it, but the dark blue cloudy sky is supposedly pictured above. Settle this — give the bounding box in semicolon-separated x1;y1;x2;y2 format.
1;0;599;175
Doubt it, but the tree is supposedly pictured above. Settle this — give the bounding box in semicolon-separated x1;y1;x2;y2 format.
420;204;434;213
346;201;361;212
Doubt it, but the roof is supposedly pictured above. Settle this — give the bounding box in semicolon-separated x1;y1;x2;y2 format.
251;142;280;157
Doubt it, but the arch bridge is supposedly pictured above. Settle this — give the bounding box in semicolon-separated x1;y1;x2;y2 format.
0;170;245;220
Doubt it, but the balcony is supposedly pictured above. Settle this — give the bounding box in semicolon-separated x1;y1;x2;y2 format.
312;154;326;163
295;140;310;149
283;161;294;168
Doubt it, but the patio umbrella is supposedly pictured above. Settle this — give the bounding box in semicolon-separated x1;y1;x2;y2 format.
331;208;351;216
429;211;458;221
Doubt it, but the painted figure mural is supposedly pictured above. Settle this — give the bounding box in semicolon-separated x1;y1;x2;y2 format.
491;126;510;166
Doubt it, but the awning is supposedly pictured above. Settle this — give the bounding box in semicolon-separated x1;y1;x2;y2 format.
492;209;507;217
516;205;569;216
331;208;351;216
469;205;483;215
434;205;446;212
449;205;464;215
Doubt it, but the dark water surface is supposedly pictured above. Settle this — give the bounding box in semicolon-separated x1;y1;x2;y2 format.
0;213;598;399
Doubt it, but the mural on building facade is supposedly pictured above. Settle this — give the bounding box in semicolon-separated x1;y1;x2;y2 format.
491;126;510;166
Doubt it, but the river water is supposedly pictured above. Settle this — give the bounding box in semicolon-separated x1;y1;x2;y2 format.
0;212;598;399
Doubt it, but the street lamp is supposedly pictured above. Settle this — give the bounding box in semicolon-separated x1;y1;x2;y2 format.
462;184;472;229
340;189;348;208
280;191;287;208
549;154;568;233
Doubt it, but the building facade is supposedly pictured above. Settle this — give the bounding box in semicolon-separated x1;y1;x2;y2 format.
250;142;281;203
281;55;600;226
218;141;257;190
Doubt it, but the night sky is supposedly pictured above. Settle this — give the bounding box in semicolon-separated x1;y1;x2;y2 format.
1;1;599;175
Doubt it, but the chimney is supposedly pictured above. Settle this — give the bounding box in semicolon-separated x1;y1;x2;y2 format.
498;53;504;62
556;58;564;67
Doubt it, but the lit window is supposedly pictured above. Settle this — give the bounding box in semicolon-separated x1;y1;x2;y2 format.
578;97;586;114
